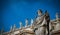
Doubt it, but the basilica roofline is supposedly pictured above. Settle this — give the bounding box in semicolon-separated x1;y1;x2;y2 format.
1;9;60;35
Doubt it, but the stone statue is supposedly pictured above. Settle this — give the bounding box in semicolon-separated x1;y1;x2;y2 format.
13;24;16;31
30;19;34;29
25;18;28;27
34;9;47;35
35;10;50;35
44;10;50;35
20;21;22;29
10;25;13;32
55;12;60;30
36;9;43;24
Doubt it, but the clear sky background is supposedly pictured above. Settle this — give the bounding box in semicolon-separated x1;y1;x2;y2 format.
0;0;60;32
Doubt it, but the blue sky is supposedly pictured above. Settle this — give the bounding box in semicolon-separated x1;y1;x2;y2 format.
0;0;60;32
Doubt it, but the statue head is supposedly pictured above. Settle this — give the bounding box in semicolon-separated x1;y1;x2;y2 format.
44;10;48;16
37;9;42;16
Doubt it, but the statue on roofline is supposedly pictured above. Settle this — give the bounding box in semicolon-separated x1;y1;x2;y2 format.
34;9;50;35
34;9;47;35
44;10;50;35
